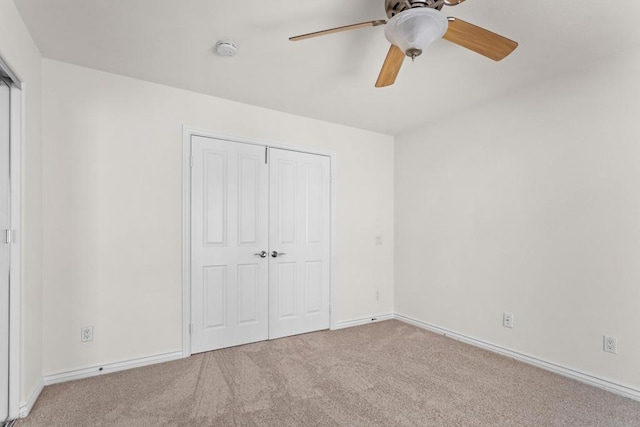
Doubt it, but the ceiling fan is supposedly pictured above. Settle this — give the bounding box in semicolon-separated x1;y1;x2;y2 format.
289;0;518;88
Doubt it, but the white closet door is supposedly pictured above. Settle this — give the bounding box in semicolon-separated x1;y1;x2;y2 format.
191;136;269;353
0;80;10;422
268;148;331;339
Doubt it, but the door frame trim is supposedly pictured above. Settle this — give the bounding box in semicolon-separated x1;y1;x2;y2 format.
8;84;20;421
0;70;22;420
181;127;337;357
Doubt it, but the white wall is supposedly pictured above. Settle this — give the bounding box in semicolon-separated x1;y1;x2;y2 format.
0;0;43;408
395;47;640;391
41;59;394;375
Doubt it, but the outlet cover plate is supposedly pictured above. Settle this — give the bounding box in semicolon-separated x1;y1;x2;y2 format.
81;326;94;342
503;313;514;329
603;335;617;354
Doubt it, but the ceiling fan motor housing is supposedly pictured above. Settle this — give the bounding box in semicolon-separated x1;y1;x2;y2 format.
385;0;444;19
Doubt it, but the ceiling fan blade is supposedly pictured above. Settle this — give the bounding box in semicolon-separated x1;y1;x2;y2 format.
290;20;386;42
442;18;518;61
376;44;405;88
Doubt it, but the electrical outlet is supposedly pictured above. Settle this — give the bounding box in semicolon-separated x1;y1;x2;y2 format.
375;234;383;246
81;326;94;342
603;335;617;354
376;291;380;301
503;313;514;329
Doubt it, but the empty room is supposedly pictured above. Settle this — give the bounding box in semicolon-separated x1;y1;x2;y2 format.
1;0;639;425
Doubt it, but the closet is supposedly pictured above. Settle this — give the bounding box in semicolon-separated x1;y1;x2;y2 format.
190;135;331;353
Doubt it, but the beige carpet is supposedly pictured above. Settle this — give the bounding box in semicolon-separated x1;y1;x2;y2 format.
18;320;640;426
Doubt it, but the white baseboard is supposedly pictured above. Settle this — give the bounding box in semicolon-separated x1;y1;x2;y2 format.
332;313;394;330
19;378;44;418
43;351;184;386
394;313;640;402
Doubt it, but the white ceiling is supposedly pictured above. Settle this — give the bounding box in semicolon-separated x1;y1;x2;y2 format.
13;0;640;135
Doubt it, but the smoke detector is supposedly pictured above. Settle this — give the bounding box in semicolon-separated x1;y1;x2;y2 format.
216;41;238;57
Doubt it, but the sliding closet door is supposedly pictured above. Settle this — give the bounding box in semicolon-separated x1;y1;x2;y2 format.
0;79;10;422
268;148;331;339
190;136;269;353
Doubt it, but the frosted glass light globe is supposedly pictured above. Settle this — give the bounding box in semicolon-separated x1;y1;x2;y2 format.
384;8;449;57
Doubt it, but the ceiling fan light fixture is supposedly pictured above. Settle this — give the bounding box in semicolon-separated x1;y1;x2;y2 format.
384;8;449;58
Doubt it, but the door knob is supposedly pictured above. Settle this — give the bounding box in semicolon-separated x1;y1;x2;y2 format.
271;251;287;258
254;251;268;258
